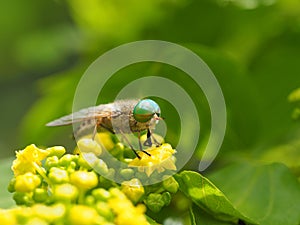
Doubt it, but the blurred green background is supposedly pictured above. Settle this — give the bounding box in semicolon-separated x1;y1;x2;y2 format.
1;1;300;224
1;0;300;173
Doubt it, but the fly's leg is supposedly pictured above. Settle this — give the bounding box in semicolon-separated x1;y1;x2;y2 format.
137;132;143;151
151;131;161;147
143;129;152;147
138;132;151;157
100;124;115;134
92;123;98;140
143;129;161;147
118;130;141;159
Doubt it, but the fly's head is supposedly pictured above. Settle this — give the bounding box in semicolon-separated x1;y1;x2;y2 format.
133;99;162;124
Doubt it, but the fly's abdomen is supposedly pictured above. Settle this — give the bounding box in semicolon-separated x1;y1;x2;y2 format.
73;119;97;137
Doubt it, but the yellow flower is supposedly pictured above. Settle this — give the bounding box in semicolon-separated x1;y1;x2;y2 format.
121;178;144;203
12;144;49;176
108;188;149;225
129;143;177;177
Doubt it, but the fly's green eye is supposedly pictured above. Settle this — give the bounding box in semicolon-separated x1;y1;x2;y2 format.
133;99;160;123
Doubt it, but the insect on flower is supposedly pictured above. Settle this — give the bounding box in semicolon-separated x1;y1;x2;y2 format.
46;99;163;158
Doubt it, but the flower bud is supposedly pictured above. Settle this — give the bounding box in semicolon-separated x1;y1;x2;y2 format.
121;178;144;203
77;138;102;156
94;159;109;175
68;205;103;225
45;156;59;169
53;183;78;202
32;204;66;222
120;168;134;180
77;155;92;170
95;202;114;220
48;167;69;184
15;172;41;193
46;146;66;158
13;192;31;205
161;192;171;206
67;161;77;174
96;132;115;150
7;178;16;193
85;195;96;206
92;188;111;201
162;176;179;193
144;193;165;213
33;188;48;203
59;154;78;167
70;171;98;190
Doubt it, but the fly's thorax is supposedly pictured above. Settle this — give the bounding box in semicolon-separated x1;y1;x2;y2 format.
108;99;139;133
129;114;149;132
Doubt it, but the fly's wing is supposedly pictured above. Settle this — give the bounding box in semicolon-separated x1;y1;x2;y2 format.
46;103;114;127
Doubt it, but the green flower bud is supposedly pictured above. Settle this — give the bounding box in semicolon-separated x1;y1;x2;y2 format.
162;192;172;206
7;178;16;193
53;183;78;202
67;161;77;174
33;188;48;203
45;156;59;169
59;154;78;167
46;146;66;158
109;188;124;198
106;168;115;180
144;193;165;213
48;167;69;184
92;188;111;201
121;178;144;203
120;168;134;180
70;171;98;190
13;192;31;205
162;176;179;193
95;202;114;220
85;195;96;206
15;172;41;193
94;159;109;175
69;161;77;169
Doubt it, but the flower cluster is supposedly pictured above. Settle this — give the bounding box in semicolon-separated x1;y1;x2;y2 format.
2;133;179;225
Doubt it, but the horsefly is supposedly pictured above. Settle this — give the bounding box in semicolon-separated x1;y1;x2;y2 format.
46;99;163;158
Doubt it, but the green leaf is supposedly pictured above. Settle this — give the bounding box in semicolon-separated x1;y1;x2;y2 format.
189;206;196;225
0;158;15;208
175;170;256;224
208;163;300;225
191;204;235;225
146;215;161;225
